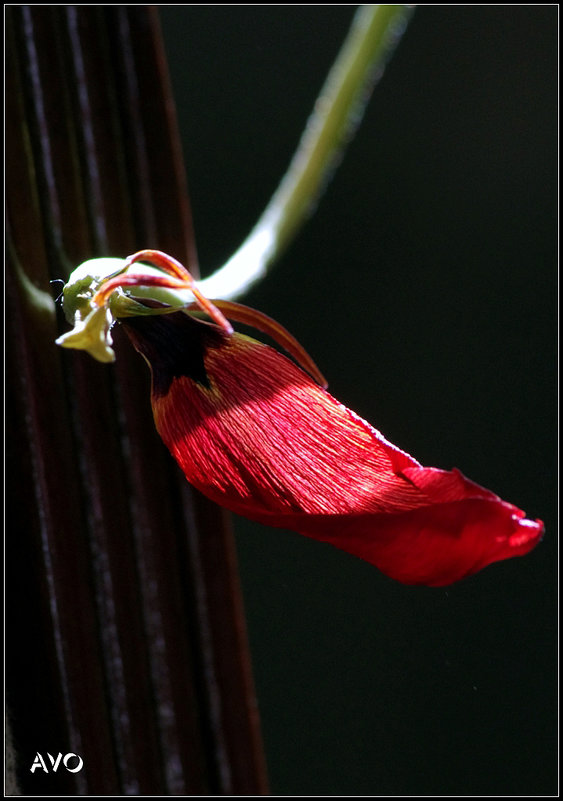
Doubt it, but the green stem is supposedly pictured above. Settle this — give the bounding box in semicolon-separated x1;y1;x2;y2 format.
56;5;414;364
198;4;414;300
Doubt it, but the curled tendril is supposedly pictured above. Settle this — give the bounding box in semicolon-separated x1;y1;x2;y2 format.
56;250;326;386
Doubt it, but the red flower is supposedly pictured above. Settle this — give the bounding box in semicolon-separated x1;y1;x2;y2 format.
123;308;543;587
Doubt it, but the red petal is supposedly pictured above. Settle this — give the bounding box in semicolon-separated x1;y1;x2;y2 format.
253;500;543;586
124;312;543;586
153;331;423;517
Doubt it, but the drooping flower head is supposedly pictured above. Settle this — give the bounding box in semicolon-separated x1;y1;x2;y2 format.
57;250;543;586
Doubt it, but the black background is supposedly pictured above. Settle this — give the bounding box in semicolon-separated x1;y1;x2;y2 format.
159;6;557;796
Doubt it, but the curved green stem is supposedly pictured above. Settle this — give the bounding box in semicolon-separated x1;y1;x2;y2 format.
198;4;414;300
56;6;414;363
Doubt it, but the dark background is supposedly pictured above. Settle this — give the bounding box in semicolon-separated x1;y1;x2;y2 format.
159;6;557;796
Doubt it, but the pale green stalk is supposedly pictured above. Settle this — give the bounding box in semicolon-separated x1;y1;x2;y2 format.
198;4;414;300
57;5;414;362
